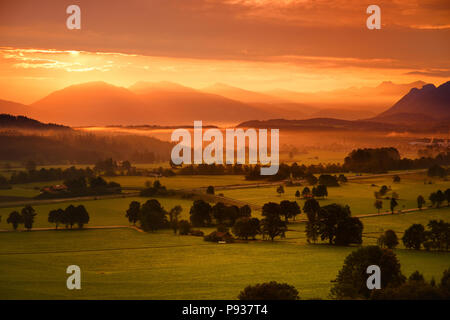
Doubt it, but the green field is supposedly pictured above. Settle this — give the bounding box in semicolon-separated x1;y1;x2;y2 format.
221;173;450;215
0;170;449;300
1;223;449;299
0;196;196;229
107;175;255;189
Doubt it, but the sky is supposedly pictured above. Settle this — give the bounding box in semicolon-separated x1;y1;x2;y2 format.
0;0;449;104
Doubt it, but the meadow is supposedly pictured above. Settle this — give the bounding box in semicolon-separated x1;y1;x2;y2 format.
0;169;449;300
1;220;449;300
0;196;195;229
221;173;450;215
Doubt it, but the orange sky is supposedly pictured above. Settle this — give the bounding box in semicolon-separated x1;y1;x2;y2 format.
0;0;449;104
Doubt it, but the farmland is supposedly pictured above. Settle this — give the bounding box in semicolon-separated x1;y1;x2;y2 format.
0;169;449;300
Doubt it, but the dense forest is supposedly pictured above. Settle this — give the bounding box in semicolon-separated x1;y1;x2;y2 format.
0;131;173;164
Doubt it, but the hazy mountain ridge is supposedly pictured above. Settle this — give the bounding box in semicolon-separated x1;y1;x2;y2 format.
374;81;450;122
0;80;446;127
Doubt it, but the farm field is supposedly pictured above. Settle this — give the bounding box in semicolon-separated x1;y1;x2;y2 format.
107;175;255;189
0;181;63;202
221;173;450;215
0;169;449;300
0;197;195;229
287;207;450;246
0;222;449;300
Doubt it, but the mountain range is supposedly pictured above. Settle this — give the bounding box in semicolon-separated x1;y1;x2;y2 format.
0;80;448;129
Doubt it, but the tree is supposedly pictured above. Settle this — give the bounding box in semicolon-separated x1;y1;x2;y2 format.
378;229;399;249
178;220;191;235
189;200;212;227
317;204;358;245
21;206;36;231
374;200;383;213
417;195;425;210
330;246;405;299
238;281;299;300
280;200;300;223
390;197;398;214
239;205;252;219
426;220;450;251
139;199;167;232
206;185;215;195
7;211;22;230
429;192;437;207
371;274;445;300
334;217;363;246
75;205;89;228
402;224;426;250
379;185;389;196
261;202;287;241
301;187;311;198
168;205;182;234
303;199;321;243
318;174;339;187
126;201;140;225
440;268;450;297
276;185;285;196
313;184;328;198
305;174;318;186
232;217;260;240
48;208;64;229
445;189;450;206
435;190;445;208
64;205;78;228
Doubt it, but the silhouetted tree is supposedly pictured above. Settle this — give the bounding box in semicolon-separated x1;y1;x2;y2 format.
139;199;167;232
417;195;426;210
190;200;212;227
126;201;140;225
403;224;426;250
374;200;383;213
238;281;299;300
330;246;405;299
48;208;64;229
232;217;260;240
21;206;36;231
378;229;399;249
7;211;22;230
261;202;287;241
168;205;182;234
390;198;398;214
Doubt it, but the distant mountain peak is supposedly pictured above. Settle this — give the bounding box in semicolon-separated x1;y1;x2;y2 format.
374;80;450;122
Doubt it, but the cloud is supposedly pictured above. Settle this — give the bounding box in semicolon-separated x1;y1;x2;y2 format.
405;69;450;77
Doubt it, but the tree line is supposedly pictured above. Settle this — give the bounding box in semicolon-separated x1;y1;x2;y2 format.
6;204;90;230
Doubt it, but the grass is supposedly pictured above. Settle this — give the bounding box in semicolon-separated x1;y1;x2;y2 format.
221;173;450;215
0;227;448;300
0;196;196;229
0;170;449;300
107;175;254;189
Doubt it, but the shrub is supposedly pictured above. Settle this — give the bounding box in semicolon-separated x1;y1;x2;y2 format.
238;281;299;300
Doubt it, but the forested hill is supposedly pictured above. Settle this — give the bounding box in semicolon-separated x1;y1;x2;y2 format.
0;114;71;130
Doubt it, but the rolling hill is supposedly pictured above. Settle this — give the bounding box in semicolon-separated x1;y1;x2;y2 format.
0;114;70;130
